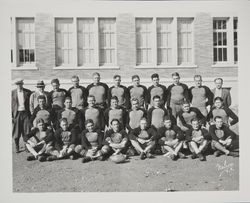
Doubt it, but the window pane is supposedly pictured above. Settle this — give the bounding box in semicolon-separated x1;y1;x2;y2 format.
213;32;217;46
24;49;29;62
223;48;227;61
30;49;35;62
223;32;227;46
218;32;222;45
19;49;24;62
234;18;238;30
234;32;237;46
218;48;222;61
234;47;238;63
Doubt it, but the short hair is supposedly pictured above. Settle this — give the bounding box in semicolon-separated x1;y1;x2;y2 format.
64;97;72;102
111;96;118;101
60;118;68;124
85;119;94;126
87;95;96;100
191;118;199;123
37;95;46;101
131;98;139;103
214;78;223;83
194;75;202;80
132;75;140;80
214;97;223;102
111;118;120;125
172;72;180;77
182;100;190;106
36;118;45;125
163;116;172;122
153;95;161;100
214;116;223;121
113;75;121;79
92;72;100;77
140;117;147;122
51;78;59;84
151;73;159;79
71;75;79;80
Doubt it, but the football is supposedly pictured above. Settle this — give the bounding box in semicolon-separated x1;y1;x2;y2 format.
109;154;127;164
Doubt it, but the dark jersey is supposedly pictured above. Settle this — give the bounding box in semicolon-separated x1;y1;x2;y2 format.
54;128;77;150
157;125;184;141
185;127;210;142
23;127;54;144
104;107;127;129
87;82;109;107
48;88;67;109
147;84;167;106
68;86;88;109
81;107;104;130
129;127;157;141
167;83;189;106
128;85;148;108
209;124;236;142
108;85;129;108
80;129;103;150
104;129;128;145
30;105;55;127
126;108;147;131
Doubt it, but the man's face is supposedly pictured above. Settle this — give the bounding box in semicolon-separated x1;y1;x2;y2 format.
86;122;94;132
164;120;172;129
153;98;161;107
152;77;159;86
172;76;180;85
140;119;147;130
192;121;200;130
93;75;100;84
87;97;95;107
52;82;59;91
131;100;139;110
37;122;45;131
194;77;202;87
16;83;23;91
214;99;222;108
215;118;223;128
60;121;68;131
215;79;223;89
114;77;121;86
132;77;140;86
182;104;190;112
38;99;46;108
64;99;72;109
111;121;119;131
111;99;118;108
72;78;79;87
37;87;44;92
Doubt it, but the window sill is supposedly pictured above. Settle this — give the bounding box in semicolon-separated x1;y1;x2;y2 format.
53;66;120;70
212;64;238;68
11;66;38;70
135;64;198;69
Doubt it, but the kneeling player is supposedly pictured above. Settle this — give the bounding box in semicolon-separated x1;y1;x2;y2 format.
23;118;55;162
74;119;104;163
129;118;156;160
186;118;210;161
158;117;185;161
209;116;239;157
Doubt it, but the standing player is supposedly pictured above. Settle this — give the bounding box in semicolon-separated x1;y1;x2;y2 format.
128;75;148;109
87;72;109;110
108;75;129;109
167;72;189;118
189;75;213;116
147;73;167;109
68;75;88;110
12;78;32;153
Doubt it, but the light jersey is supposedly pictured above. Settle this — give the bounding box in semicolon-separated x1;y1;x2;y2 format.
212;108;228;124
111;132;123;143
108;108;124;126
151;108;165;129
182;111;197;125
61;131;71;146
192;130;203;139
149;86;164;106
52;91;66;108
215;129;224;139
69;88;84;109
85;108;101;128
164;129;177;141
129;110;144;129
130;86;145;107
85;132;99;147
89;86;106;104
170;85;185;103
111;87;126;106
36;109;51;124
191;87;207;108
138;130;150;139
61;109;76;125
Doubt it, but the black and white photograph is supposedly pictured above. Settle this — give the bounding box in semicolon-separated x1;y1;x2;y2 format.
1;0;250;201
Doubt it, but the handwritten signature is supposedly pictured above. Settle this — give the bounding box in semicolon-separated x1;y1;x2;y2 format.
216;160;234;177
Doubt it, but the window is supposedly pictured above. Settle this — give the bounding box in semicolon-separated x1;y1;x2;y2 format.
55;18;73;66
99;18;116;66
177;18;193;65
77;18;94;66
157;18;173;65
136;18;153;65
234;17;238;64
16;18;35;65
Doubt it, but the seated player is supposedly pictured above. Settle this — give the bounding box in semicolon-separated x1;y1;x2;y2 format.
101;119;129;158
29;80;50;115
148;95;175;130
126;98;147;132
57;97;83;132
186;118;210;161
167;72;189;118
104;96;127;130
209;116;239;157
108;75;129;109
157;116;185;161
23;118;55;162
48;78;67;113
128;75;148;109
81;95;104;131
30;95;55;129
189;75;213;117
207;97;238;127
147;73;167;109
68;75;88;110
74;119;104;163
87;72;109;110
129;118;156;160
51;118;78;160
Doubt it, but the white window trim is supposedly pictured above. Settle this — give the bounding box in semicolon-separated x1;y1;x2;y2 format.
11;16;38;70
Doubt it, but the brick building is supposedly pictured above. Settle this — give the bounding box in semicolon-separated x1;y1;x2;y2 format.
10;1;239;106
